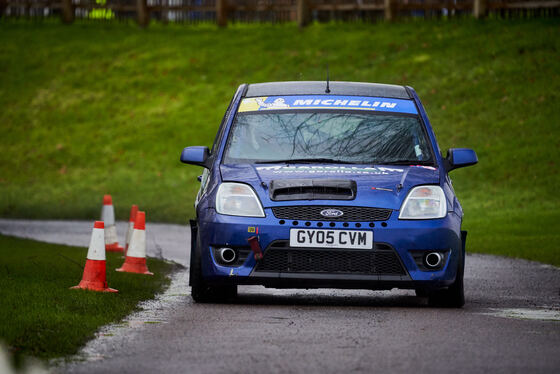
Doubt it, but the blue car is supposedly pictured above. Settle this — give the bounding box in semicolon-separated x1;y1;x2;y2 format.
180;81;477;307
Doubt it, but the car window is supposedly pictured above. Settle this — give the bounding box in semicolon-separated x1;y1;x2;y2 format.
223;111;433;164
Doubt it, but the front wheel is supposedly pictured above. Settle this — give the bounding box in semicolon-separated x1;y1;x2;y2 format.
428;255;465;308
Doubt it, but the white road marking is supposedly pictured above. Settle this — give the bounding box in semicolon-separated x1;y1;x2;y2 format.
483;308;560;321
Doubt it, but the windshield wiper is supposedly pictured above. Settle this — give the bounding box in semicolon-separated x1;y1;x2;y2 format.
374;160;436;166
255;158;355;165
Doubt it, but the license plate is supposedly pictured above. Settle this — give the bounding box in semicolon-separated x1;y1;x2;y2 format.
289;229;373;249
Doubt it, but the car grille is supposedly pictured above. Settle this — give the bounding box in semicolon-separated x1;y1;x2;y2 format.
271;206;392;221
254;241;406;276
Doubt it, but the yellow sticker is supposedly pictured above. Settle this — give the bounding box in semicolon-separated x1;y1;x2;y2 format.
238;97;267;112
248;227;256;233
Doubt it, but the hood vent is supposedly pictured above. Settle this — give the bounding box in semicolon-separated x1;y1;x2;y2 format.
269;179;356;201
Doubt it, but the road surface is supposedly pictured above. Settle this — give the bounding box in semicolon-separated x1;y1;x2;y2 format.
0;219;559;374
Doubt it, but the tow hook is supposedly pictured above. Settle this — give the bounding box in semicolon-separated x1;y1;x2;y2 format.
247;236;263;260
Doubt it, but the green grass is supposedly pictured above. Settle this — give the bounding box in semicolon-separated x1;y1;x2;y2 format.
0;234;177;360
0;19;559;266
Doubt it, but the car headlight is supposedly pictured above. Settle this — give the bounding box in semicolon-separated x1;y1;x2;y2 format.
216;183;265;217
399;185;447;219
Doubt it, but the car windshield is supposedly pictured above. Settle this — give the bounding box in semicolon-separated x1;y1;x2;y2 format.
223;111;433;165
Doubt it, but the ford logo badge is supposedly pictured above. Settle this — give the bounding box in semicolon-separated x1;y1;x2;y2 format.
320;209;344;218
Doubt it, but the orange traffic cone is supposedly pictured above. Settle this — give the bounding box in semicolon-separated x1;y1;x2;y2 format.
71;221;118;293
101;194;124;252
116;211;153;275
124;204;138;255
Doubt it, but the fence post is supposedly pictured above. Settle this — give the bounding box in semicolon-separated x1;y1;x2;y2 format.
0;0;7;19
0;0;6;18
61;0;74;24
217;0;227;27
161;0;168;24
137;0;149;27
297;0;311;28
473;0;487;18
384;0;392;21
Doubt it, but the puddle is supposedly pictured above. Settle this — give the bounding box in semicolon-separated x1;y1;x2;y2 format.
483;308;560;321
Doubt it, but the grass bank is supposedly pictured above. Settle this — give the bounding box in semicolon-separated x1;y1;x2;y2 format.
0;19;558;265
0;234;177;360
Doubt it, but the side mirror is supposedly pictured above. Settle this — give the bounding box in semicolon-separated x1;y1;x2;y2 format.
445;148;478;172
180;146;211;168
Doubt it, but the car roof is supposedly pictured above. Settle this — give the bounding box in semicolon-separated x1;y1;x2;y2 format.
244;81;411;99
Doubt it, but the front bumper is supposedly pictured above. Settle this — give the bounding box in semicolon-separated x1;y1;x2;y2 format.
197;207;462;291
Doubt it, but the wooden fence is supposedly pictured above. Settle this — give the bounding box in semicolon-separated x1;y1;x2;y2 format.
1;0;559;26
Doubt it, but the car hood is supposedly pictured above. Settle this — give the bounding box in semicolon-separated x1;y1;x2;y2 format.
220;164;440;210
